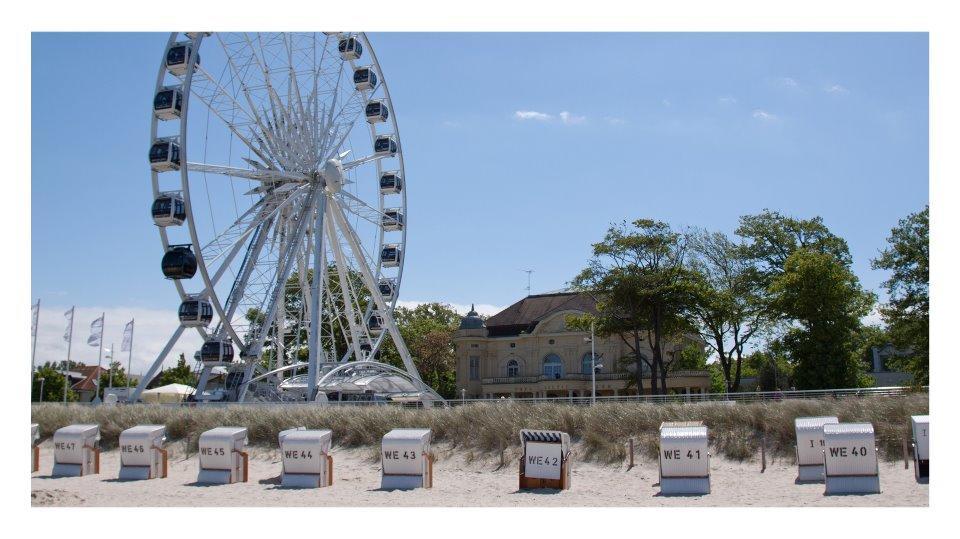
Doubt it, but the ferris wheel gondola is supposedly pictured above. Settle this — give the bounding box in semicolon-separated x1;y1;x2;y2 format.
132;32;442;405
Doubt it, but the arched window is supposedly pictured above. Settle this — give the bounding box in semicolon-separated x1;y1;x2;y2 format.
507;359;519;377
581;353;600;375
543;354;564;379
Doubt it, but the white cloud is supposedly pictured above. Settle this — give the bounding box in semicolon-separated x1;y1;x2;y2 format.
559;111;586;125
774;76;799;88
718;96;738;105
33;304;205;380
605;117;627;125
661;98;672;107
441;120;460;127
514;109;591;126
752;109;779;122
514;110;553;121
824;84;850;94
395;300;505;317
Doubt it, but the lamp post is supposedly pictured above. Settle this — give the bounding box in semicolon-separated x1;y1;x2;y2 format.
584;321;597;405
38;377;45;403
591;321;597;405
461;388;466;404
106;345;114;391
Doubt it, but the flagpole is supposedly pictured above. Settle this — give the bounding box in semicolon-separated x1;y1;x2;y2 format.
63;307;74;404
93;312;105;404
31;298;40;380
108;343;115;391
126;319;134;394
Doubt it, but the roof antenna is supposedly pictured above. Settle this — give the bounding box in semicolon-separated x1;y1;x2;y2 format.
520;269;534;296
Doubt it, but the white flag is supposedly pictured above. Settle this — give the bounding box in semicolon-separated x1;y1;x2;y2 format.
63;307;75;343
87;315;104;347
31;300;40;337
121;320;134;352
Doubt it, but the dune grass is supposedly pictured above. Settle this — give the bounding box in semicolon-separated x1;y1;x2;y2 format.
31;393;927;464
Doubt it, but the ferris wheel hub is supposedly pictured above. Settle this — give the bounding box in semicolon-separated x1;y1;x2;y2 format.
320;158;344;194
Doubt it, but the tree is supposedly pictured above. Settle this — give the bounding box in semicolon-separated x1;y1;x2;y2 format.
380;302;461;399
149;353;196;388
768;250;874;389
686;229;769;392
32;364;78;402
744;347;793;391
672;342;710;370
573;219;700;394
871;206;929;384
241;265;460;396
96;360;130;396
244;265;370;372
736;209;852;281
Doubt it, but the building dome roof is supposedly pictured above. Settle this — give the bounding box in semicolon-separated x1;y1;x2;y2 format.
458;304;486;330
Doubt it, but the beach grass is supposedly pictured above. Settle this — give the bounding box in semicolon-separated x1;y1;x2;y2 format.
31;393;927;464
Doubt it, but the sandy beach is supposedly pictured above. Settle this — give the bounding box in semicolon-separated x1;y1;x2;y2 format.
31;441;927;507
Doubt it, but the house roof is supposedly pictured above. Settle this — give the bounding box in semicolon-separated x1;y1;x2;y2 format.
70;366;106;392
484;292;597;337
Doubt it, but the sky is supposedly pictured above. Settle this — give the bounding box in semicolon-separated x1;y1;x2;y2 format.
31;32;928;375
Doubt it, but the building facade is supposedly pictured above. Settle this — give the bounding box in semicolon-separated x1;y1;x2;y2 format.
865;343;914;386
453;292;711;399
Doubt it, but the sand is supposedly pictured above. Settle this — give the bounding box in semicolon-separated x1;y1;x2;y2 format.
31;441;927;507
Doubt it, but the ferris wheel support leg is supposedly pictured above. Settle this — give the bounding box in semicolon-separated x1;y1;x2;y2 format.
237;361;259;402
307;195;328;401
328;200;422;382
194;364;214;400
238;189;319;402
130;325;187;402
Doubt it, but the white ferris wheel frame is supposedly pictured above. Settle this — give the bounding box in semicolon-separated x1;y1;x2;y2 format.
132;32;441;404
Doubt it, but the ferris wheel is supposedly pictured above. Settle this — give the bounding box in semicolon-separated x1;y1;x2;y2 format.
131;32;440;404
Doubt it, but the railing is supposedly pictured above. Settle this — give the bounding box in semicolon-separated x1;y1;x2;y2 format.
35;386;926;408
481;370;709;385
449;385;925;406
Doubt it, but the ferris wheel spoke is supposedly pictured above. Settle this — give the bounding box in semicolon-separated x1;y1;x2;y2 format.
335;189;390;227
242;187;320;363
214;33;285;170
186;60;278;169
210;212;277;346
200;184;310;269
328;198;421;380
187;162;309;183
324;211;372;360
324;284;354;363
220;33;303;173
341;153;387;171
247;33;304;164
320;91;366;163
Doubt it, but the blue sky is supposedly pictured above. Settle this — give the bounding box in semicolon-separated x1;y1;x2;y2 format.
31;32;928;372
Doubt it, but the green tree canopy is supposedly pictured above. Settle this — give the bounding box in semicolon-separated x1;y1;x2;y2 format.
769;250;874;389
380;302;461;399
572;219;700;394
32;364;78;402
744;346;793;391
736;209;852;280
96;360;131;396
686;228;769;392
149;353;196;388
871;205;928;384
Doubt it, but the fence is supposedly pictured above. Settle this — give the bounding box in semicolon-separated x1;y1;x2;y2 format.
447;386;924;407
39;385;926;408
